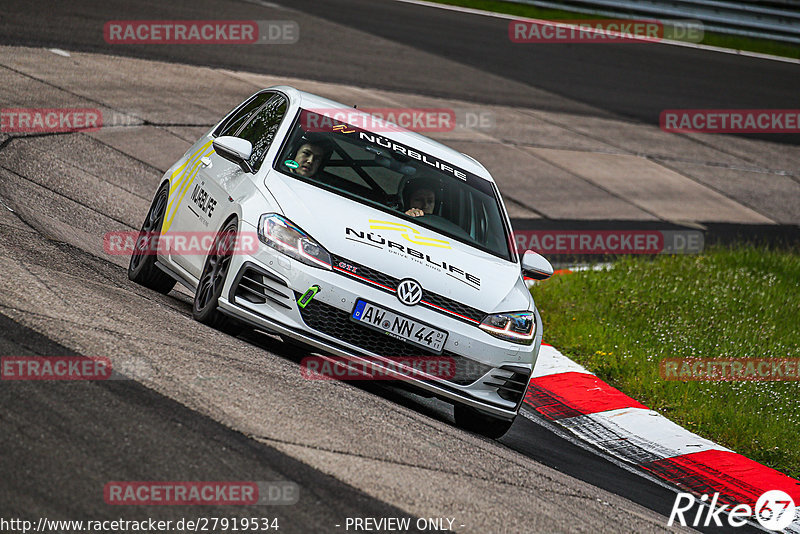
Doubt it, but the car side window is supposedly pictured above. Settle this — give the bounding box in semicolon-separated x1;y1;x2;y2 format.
235;94;288;172
214;92;273;138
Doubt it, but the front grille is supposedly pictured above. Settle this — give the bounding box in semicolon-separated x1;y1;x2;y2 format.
297;295;491;385
231;263;292;309
482;365;531;407
330;254;486;325
332;254;397;291
423;292;485;324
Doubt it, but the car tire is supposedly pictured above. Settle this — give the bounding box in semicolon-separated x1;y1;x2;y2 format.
453;405;514;439
128;182;177;294
192;217;243;336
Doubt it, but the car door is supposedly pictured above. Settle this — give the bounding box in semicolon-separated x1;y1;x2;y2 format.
166;91;288;278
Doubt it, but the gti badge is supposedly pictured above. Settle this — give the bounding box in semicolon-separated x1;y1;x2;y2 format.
396;279;422;306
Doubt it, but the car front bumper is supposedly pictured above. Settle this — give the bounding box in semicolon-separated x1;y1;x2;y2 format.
218;226;541;420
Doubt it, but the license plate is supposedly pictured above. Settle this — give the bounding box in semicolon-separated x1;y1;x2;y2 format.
351;299;448;354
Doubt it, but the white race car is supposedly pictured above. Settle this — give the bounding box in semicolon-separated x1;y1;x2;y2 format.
129;86;553;438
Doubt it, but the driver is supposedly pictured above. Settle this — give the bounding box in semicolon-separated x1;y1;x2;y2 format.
289;137;333;178
292;142;327;177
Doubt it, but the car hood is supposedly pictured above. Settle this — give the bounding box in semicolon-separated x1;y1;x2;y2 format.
266;171;529;314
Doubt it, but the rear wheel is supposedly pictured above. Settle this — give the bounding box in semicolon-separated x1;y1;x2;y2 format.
128;182;176;294
192;218;243;336
454;405;514;439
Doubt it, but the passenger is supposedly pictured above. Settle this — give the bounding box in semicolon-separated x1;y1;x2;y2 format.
405;186;436;218
402;178;439;218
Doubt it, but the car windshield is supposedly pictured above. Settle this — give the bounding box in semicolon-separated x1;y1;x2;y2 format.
274;109;515;261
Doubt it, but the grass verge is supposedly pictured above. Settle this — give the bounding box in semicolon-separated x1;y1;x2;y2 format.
426;0;800;59
529;245;800;478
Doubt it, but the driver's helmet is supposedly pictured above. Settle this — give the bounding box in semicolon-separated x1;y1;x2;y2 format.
398;175;444;215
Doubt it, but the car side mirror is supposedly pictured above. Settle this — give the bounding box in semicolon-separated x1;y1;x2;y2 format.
213;136;254;174
521;250;553;280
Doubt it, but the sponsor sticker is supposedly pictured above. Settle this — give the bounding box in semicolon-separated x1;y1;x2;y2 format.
297;285;320;308
369;220;451;249
344;226;481;289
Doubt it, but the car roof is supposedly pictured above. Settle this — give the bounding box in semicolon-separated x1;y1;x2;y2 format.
267;85;494;183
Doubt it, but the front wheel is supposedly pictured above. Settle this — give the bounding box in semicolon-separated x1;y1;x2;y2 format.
128;182;176;294
192;218;243;336
454;405;514;439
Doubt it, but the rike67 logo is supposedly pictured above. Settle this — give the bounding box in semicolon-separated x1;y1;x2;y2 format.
668;490;796;531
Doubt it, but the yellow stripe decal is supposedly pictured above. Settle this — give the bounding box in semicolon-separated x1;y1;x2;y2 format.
171;140;213;180
169;140;213;197
402;235;451;248
165;142;212;222
368;219;451;249
164;149;211;229
162;147;213;232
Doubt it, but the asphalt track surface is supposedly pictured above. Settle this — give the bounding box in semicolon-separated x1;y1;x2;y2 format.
0;0;793;532
0;0;798;143
0;298;755;534
0;315;428;533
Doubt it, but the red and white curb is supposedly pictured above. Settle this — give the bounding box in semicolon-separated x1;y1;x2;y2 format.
523;343;800;532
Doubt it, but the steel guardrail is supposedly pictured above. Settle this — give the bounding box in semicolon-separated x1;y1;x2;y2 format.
508;0;800;44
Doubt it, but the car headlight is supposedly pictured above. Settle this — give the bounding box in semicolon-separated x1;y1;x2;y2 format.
479;311;535;345
258;214;332;269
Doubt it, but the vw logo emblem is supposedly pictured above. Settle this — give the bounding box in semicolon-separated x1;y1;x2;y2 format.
396;279;423;306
